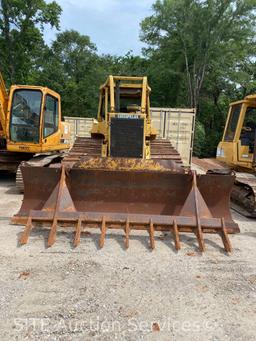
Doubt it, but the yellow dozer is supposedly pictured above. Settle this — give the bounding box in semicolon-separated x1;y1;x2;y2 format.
0;72;70;189
13;76;239;252
193;94;256;217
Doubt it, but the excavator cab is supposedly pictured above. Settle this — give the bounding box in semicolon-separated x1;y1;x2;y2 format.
0;72;70;174
6;85;70;154
217;95;256;170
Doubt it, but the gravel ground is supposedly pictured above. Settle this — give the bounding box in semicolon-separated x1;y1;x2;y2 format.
0;172;255;341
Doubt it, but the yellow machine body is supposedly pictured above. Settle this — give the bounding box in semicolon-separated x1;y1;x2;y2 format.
192;94;256;217
91;75;157;159
0;72;70;156
217;95;256;171
6;85;70;153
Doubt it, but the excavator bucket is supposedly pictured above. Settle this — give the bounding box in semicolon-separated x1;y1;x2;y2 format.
12;161;239;252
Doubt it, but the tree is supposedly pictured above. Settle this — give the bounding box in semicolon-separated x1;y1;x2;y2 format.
0;0;61;84
141;0;256;109
141;0;256;156
34;30;105;117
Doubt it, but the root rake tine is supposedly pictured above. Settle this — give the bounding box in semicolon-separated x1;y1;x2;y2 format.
149;219;155;249
48;218;58;247
221;218;232;253
99;216;106;248
172;219;181;250
196;224;205;252
20;217;32;245
73;217;82;247
192;171;206;252
124;218;130;249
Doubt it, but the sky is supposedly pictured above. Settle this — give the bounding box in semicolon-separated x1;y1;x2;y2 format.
44;0;155;56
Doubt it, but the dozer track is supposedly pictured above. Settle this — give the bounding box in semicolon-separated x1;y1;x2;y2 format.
150;139;183;164
63;136;183;166
62;137;102;166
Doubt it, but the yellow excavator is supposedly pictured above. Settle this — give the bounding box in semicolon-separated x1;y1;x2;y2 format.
194;94;256;217
0;72;70;189
13;76;239;253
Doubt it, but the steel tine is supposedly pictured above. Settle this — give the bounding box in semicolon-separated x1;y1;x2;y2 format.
48;218;58;247
20;216;33;245
124;218;130;249
73;216;82;247
221;218;232;253
172;219;181;250
99;216;106;248
195;223;205;252
149;219;155;249
192;172;206;252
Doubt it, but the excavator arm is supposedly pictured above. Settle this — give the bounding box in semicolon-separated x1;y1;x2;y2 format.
0;72;8;139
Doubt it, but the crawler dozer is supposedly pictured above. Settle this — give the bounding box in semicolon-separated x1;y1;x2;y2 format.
193;94;256;217
0;71;70;189
13;76;239;252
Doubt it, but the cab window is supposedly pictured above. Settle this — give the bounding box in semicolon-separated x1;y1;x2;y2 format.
240;106;256;152
43;95;59;138
224;104;241;142
10;89;42;143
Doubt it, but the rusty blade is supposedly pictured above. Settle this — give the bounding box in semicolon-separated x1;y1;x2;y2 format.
12;166;239;234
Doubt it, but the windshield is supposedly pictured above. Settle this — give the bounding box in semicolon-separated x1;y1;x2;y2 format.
10;89;42;143
224;104;241;142
240;106;256;153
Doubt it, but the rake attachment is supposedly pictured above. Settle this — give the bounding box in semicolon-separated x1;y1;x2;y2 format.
12;164;239;252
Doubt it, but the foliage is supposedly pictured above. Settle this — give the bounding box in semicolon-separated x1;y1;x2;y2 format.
0;0;61;84
193;120;206;157
0;0;256;155
141;0;256;155
32;30;103;117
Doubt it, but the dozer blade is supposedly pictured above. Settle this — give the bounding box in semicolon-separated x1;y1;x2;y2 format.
12;163;239;252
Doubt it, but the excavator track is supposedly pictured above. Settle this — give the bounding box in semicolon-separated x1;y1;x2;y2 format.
231;173;256;218
0;150;32;172
63;137;183;166
15;165;24;192
193;157;256;218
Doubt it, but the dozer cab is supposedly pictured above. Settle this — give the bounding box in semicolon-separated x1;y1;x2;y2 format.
217;94;256;170
216;95;256;216
194;94;256;217
0;72;70;189
63;76;183;166
13;76;239;253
